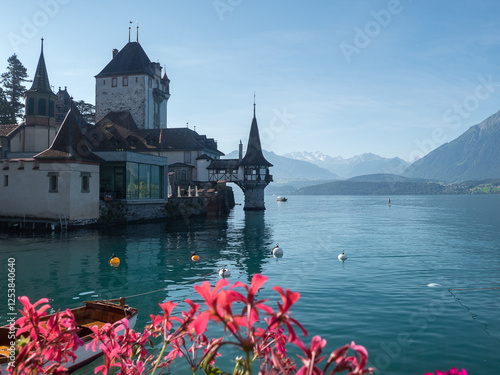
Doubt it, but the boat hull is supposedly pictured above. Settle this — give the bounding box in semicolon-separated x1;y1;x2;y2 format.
0;301;137;373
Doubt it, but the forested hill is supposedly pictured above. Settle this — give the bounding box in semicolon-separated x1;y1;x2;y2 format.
403;109;500;182
295;179;445;195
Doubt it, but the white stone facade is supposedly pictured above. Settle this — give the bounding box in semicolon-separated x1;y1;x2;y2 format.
0;159;100;220
95;73;168;129
8;126;58;154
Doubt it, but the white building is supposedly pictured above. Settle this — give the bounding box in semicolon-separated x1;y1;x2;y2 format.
0;41;102;226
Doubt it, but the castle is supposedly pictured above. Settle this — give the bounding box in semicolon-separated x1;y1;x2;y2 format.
0;35;272;229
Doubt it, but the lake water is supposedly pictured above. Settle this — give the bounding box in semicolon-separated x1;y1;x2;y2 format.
1;193;499;374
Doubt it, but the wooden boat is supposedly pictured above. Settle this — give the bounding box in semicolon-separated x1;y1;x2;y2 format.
276;196;288;202
0;299;138;372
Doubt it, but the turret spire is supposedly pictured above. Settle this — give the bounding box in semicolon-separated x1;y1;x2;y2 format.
253;92;256;118
28;38;54;95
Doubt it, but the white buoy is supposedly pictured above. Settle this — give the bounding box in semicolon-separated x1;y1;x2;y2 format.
272;244;283;258
177;186;181;197
188;185;192;197
338;250;347;261
219;268;231;278
427;283;442;288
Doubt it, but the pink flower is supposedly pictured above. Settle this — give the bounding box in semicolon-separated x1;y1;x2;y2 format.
266;286;307;342
423;368;467;375
294;335;327;375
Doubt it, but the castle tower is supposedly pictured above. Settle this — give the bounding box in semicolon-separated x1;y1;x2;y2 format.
23;38;58;152
95;40;170;129
237;103;273;210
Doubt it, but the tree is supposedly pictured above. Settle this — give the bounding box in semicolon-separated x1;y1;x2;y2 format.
74;99;95;125
0;87;13;124
1;54;28;123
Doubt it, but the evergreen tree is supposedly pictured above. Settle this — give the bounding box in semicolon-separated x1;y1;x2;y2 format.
0;87;13;124
1;54;28;123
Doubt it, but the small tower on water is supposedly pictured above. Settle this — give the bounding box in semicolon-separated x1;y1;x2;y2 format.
236;102;273;210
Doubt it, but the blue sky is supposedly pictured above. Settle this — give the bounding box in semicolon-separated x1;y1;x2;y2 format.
2;1;500;161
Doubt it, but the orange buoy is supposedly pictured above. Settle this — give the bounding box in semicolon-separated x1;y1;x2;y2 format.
109;254;120;267
191;252;200;262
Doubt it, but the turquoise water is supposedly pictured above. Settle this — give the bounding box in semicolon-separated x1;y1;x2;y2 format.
1;194;499;374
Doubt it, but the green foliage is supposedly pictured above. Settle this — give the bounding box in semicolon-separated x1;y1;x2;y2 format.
1;54;28;123
0;87;13;124
74;99;95;125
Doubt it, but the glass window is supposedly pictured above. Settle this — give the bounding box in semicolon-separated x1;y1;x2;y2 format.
38;98;46;116
48;172;59;193
184;151;191;164
81;172;91;193
3;175;8;187
27;98;35;115
112;77;117;87
123;77;128;86
49;100;55;117
139;164;150;199
126;162;139;199
151;165;161;199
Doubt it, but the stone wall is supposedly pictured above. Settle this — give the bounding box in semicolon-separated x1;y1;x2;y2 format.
98;185;235;225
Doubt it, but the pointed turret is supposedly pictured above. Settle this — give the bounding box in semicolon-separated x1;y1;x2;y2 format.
240;102;272;167
28;39;55;95
237;101;273;211
25;39;57;126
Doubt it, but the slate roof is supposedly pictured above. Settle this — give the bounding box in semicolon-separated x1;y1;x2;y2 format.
89;111;156;152
28;41;55;95
35;110;102;162
139;126;224;156
0;124;19;137
207;159;240;170
239;109;272;167
95;42;155;78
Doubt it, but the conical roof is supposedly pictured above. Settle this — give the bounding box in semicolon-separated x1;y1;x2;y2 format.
28;39;55;95
239;105;272;167
95;42;154;77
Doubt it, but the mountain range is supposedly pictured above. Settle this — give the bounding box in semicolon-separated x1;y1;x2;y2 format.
223;108;500;190
224;150;339;183
403;109;500;182
284;151;410;179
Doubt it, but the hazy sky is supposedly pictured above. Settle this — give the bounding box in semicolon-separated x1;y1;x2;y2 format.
2;1;500;161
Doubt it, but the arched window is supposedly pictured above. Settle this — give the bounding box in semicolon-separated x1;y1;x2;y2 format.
27;98;35;115
49;100;55;117
38;98;46;116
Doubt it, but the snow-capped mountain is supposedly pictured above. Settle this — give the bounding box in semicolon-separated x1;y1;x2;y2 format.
284;151;410;179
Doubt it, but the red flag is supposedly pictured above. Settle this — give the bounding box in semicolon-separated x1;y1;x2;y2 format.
159;127;162;144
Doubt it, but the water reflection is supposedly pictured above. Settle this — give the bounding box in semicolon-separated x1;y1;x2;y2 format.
235;211;273;283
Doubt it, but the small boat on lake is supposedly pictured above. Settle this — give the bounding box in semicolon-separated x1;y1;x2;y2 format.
0;299;138;372
276;196;288;202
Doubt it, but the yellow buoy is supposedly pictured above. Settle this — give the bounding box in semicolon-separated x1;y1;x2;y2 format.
191;252;200;262
109;254;120;267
